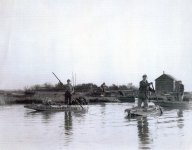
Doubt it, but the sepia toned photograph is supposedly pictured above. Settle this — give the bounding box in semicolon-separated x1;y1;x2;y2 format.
0;0;192;150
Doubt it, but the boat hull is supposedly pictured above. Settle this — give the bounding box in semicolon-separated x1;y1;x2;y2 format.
125;105;163;117
153;100;190;109
24;104;87;111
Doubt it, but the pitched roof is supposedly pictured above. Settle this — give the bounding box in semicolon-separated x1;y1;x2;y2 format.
155;74;177;81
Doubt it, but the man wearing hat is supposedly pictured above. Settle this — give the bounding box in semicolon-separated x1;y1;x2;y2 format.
138;74;153;108
100;82;107;96
65;79;74;105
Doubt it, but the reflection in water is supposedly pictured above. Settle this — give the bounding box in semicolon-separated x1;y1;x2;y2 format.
63;110;87;146
64;111;73;135
137;117;151;150
25;111;56;124
177;109;184;129
2;104;192;150
63;111;73;147
42;112;55;123
177;109;183;117
100;103;106;116
99;103;106;128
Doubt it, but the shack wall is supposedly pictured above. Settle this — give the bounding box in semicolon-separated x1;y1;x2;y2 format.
155;75;175;93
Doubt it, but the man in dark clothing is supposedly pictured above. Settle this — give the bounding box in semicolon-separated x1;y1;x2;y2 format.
100;82;107;95
65;79;74;105
138;74;153;108
178;81;184;101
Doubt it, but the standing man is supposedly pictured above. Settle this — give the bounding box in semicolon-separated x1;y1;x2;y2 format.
138;74;153;108
65;79;74;105
100;82;107;96
178;81;184;101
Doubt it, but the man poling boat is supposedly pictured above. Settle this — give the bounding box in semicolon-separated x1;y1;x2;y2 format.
52;72;86;109
125;74;163;117
65;79;74;105
24;73;87;112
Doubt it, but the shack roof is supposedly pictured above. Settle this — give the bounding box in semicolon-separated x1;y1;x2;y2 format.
155;74;177;81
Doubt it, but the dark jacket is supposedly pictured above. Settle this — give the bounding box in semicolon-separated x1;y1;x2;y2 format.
138;80;153;99
65;83;73;94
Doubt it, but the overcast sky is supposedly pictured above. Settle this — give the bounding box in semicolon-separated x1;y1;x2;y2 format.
0;0;192;90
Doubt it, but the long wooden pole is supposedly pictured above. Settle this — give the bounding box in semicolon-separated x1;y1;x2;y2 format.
53;72;84;109
52;72;63;85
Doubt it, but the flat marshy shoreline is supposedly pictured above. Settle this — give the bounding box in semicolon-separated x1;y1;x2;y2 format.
0;91;119;105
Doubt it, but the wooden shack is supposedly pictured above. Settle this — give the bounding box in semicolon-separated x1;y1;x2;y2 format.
155;73;177;94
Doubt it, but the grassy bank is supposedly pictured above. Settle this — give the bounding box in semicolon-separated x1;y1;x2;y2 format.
0;91;119;105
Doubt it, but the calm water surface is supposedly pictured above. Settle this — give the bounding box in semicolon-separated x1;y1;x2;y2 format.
0;103;192;150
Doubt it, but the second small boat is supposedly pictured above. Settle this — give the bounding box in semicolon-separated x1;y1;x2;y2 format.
125;103;163;117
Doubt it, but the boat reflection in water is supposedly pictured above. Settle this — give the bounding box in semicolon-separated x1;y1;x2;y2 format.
135;109;186;149
25;110;57;124
136;117;151;150
2;103;192;149
177;109;183;117
63;109;87;146
177;109;184;129
63;111;74;147
64;111;73;135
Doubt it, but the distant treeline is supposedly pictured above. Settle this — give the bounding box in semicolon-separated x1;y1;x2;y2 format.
24;82;138;93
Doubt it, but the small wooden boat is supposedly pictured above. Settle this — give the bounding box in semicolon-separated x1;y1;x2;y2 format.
125;104;163;117
153;100;190;109
24;104;87;111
